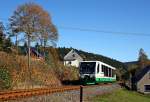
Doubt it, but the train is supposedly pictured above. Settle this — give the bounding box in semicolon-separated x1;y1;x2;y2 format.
79;61;116;85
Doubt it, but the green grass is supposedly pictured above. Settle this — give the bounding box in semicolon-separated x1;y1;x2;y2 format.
93;89;150;102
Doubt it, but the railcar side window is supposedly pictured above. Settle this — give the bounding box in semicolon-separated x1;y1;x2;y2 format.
109;68;111;77
105;67;107;76
97;64;99;73
102;65;108;77
103;66;106;76
102;65;104;72
111;69;113;77
112;70;115;77
101;65;115;77
103;65;108;77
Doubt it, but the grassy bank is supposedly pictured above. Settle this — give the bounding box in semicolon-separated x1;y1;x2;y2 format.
0;49;79;90
0;51;61;89
93;89;150;102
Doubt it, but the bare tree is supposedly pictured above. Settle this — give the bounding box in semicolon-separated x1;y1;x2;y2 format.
39;24;58;58
9;2;58;84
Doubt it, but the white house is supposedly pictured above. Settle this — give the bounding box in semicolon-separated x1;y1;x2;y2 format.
64;49;83;67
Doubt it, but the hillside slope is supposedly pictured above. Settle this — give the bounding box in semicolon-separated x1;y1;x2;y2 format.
58;47;126;68
57;47;127;80
0;51;61;90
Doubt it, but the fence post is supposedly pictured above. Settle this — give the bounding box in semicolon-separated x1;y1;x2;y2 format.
80;85;83;102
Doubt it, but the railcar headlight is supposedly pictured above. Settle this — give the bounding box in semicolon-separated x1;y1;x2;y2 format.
90;75;94;78
80;75;84;78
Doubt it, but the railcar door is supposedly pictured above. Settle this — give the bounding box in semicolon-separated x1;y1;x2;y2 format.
95;62;102;83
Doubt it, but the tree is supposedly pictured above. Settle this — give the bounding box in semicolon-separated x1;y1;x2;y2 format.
23;41;28;55
3;37;12;52
9;2;58;84
8;24;20;53
35;42;40;55
41;24;58;59
0;21;5;50
138;48;149;68
0;21;12;52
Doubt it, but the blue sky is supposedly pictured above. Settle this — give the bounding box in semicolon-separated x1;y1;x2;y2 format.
0;0;150;62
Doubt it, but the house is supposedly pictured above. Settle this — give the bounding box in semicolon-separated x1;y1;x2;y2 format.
131;66;150;94
24;47;44;60
30;48;44;60
64;49;83;67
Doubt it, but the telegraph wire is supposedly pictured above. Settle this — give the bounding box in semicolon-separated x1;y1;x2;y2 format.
0;17;150;37
57;26;150;37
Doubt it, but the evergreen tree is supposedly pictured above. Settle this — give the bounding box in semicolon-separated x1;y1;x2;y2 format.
0;21;12;52
138;48;149;68
0;22;5;50
3;37;12;52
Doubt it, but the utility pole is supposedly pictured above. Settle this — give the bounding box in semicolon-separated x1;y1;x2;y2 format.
80;86;83;102
27;35;32;87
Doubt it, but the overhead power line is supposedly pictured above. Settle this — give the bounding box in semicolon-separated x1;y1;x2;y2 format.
1;17;150;37
58;26;150;37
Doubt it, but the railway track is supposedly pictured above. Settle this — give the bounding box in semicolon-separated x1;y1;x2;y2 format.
0;83;116;101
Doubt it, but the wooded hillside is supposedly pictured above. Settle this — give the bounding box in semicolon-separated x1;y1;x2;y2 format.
57;47;126;69
57;47;127;80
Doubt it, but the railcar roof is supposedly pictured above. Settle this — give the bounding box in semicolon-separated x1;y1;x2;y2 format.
80;61;116;70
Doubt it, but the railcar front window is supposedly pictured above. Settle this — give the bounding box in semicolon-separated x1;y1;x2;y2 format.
80;62;96;74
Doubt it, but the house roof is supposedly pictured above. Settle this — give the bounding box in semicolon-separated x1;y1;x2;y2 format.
64;49;83;61
132;66;150;83
24;47;44;58
30;48;44;57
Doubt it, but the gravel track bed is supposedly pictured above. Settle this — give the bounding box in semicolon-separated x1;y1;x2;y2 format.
3;84;120;102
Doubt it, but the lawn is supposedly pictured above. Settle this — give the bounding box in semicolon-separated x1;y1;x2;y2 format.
93;89;150;102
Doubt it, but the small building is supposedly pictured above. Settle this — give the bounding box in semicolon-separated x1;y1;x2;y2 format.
64;49;83;67
30;48;44;60
24;47;44;60
131;66;150;94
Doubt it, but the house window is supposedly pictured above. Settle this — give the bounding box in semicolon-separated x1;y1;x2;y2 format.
72;54;75;57
69;61;72;65
144;85;150;92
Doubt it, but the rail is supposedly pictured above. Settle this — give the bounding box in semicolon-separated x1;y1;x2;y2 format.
0;83;119;101
0;86;79;101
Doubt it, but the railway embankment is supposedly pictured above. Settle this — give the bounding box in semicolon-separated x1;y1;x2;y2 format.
0;51;78;90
